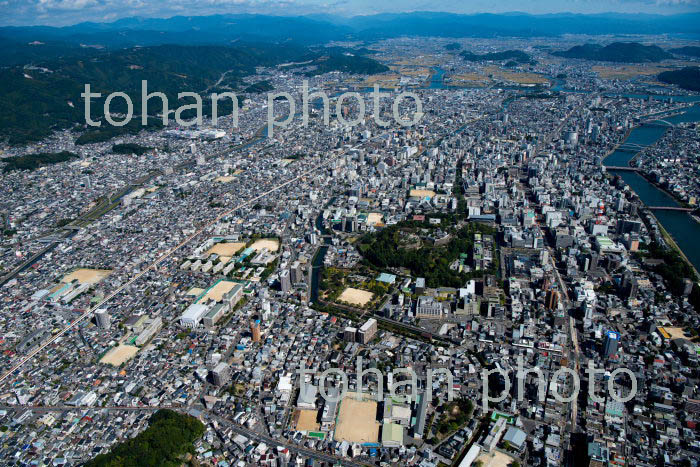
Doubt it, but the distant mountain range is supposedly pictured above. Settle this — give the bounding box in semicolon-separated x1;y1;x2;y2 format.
0;12;699;57
552;42;673;63
1;12;699;146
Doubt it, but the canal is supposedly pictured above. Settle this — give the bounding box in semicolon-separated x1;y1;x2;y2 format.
309;199;335;304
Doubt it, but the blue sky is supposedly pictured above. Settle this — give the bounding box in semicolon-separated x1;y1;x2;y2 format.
1;0;699;26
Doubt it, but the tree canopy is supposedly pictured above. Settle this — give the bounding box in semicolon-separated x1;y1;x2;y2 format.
85;409;205;467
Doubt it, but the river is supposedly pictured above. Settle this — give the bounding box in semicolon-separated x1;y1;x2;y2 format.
604;102;700;271
434;72;700;271
310;72;700;275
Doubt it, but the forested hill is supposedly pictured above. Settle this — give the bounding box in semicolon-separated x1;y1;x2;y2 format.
658;67;700;92
551;42;672;63
85;409;205;466
0;43;387;145
670;46;700;58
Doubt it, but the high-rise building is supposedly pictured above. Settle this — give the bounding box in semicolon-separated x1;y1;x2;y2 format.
250;320;261;343
95;310;110;329
343;327;357;342
621;272;638;300
357;318;378;344
603;331;620;358
211;362;230;386
545;290;559;310
683;278;694;297
279;269;291;293
290;261;302;284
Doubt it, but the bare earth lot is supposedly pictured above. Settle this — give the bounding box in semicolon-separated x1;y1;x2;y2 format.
250;239;280;252
100;345;139;366
201;280;239;302
334;394;380;443
409;189;436;198
62;268;111;285
206;242;245;257
338;287;374;306
476;451;516;467
293;409;320;432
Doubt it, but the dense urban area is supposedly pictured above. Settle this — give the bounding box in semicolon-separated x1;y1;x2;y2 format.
1;14;700;467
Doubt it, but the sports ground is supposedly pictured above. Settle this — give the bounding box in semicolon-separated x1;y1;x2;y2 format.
334;394;380;443
338;287;374;306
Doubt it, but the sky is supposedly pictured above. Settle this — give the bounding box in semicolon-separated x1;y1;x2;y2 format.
1;0;699;27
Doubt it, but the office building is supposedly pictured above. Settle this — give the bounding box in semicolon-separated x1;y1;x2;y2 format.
95;310;110;329
250;319;261;342
279;269;291;293
343;327;357;342
357;318;377;344
546;290;559;310
415;296;443;318
211;362;230;386
603;331;620;358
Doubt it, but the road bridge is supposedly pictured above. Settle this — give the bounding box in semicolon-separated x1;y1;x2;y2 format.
648;206;695;212
605;166;641;172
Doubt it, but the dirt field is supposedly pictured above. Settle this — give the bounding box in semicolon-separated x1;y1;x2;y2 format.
409;189;436;198
207;242;245;256
293;409;320;432
476;451;516;467
451;72;487;81
338;288;374;306
100;345;139;366
400;66;431;77
360;72;400;88
593;65;672;80
662;326;690;340
250;238;280;252
201;280;239;302
215;176;236;183
186;287;204;297
366;213;384;226
334;395;380;443
62;268;111;285
218;256;232;265
364;73;400;83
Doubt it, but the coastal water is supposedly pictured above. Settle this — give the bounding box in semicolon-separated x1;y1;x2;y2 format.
605;103;700;271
